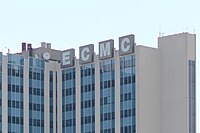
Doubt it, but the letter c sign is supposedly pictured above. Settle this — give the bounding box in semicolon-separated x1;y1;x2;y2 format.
119;34;135;55
79;44;94;64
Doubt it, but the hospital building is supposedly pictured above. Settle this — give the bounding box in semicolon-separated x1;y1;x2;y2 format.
0;32;196;133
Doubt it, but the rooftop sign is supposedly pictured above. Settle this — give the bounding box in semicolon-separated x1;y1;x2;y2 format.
61;34;135;68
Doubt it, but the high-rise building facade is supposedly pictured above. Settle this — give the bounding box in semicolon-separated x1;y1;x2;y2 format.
0;32;196;133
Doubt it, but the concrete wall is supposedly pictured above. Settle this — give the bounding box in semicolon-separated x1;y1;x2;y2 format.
2;56;8;133
136;46;160;133
158;33;196;133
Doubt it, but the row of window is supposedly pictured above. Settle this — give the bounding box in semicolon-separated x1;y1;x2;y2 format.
100;80;115;89
8;103;135;128
120;109;135;118
8;116;23;124
80;68;95;77
81;99;95;109
100;112;115;121
8;100;23;109
120;60;135;69
62;119;76;127
8;131;21;133
120;93;134;101
81;115;95;124
8;68;23;77
84;131;95;133
100;65;115;73
8;54;24;65
120;125;136;133
100;97;114;105
62;103;76;112
29;103;44;111
81;84;95;93
8;84;23;93
62;88;76;96
29;72;44;80
29;119;44;127
29;87;44;96
62;72;76;81
29;57;44;68
30;74;131;92
100;128;115;133
120;76;135;85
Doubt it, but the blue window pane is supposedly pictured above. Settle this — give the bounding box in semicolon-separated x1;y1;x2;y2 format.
120;55;136;133
7;55;24;133
62;68;76;133
29;57;45;133
80;64;95;133
189;60;196;133
100;60;115;133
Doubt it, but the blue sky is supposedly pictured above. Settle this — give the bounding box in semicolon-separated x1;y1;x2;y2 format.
0;0;199;131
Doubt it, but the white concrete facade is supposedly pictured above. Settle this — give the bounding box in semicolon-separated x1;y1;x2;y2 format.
0;32;196;133
159;33;196;133
136;46;160;133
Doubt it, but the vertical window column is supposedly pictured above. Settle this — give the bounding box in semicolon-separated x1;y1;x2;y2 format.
100;60;115;133
62;68;76;133
120;55;136;133
49;71;54;133
29;57;45;133
81;64;95;133
189;60;196;133
7;54;24;133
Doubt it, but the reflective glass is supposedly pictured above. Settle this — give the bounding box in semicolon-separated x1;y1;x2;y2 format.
62;68;76;133
120;55;136;133
189;60;196;133
7;55;24;133
100;60;115;133
81;64;95;133
29;57;45;133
